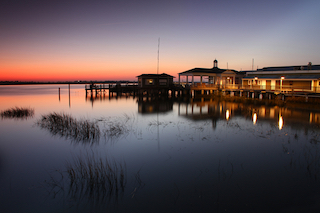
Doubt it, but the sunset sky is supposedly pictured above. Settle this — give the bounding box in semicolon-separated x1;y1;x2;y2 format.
1;0;319;81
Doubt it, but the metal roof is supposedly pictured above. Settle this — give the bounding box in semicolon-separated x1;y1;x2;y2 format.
179;67;238;75
258;64;320;72
243;75;320;80
137;73;174;78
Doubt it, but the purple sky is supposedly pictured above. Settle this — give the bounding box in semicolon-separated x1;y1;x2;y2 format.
1;0;319;81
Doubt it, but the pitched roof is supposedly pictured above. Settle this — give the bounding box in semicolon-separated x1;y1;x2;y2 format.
179;67;237;75
136;73;174;78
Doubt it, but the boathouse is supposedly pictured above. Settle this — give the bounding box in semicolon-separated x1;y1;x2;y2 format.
137;73;174;88
242;62;320;93
178;59;244;89
135;73;181;96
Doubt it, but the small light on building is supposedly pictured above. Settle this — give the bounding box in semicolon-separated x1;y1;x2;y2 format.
254;77;258;80
281;76;285;80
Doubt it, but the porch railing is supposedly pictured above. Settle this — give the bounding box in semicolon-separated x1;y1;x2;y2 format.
188;83;320;93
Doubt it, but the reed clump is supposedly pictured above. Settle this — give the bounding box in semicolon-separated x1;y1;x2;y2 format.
36;112;100;144
66;153;126;203
0;107;34;119
99;114;135;141
45;152;126;206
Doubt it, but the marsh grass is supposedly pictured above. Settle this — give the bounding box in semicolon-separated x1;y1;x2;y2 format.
0;107;34;119
66;153;126;204
46;152;126;207
98;113;136;142
36;113;139;144
36;112;100;144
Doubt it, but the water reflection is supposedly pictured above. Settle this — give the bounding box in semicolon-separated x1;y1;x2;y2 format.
225;109;230;120
138;97;173;114
36;112;100;144
2;85;320;212
0;107;34;119
98;114;137;143
279;115;284;130
178;98;320;130
46;153;126;209
252;112;257;125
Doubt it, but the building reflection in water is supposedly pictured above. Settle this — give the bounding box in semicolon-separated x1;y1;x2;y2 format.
84;92;320;131
252;112;257;125
178;97;320;130
225;109;230;120
137;97;173;114
279;114;284;130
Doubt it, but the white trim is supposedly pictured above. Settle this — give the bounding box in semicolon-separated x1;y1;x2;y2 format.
249;70;320;75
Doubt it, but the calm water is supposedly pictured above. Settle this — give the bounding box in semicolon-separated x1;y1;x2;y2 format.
1;84;320;213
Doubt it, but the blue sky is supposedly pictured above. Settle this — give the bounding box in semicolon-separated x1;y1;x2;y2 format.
1;0;319;81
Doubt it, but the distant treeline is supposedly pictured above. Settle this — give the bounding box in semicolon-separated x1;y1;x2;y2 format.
0;80;137;85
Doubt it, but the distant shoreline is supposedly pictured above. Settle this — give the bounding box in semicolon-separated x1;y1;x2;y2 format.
0;80;137;85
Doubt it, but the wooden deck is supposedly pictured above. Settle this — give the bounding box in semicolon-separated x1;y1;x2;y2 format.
85;83;320;103
85;83;189;98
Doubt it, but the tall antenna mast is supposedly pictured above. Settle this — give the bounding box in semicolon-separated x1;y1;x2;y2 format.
157;38;160;74
252;58;254;70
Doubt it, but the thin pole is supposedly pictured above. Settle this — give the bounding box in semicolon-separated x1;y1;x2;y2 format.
68;84;71;108
252;58;254;70
157;38;160;74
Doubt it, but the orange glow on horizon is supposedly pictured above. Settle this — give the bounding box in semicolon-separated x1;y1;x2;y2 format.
0;61;180;82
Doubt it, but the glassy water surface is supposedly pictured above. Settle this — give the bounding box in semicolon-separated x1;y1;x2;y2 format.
1;84;320;212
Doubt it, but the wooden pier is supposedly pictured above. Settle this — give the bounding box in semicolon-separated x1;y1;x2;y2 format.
85;83;189;98
189;85;320;104
85;83;320;104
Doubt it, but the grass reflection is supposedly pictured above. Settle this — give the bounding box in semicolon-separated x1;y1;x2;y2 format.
98;113;136;142
36;112;100;144
45;152;126;207
0;107;34;119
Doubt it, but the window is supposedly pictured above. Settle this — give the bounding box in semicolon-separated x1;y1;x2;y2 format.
146;79;154;85
159;79;167;86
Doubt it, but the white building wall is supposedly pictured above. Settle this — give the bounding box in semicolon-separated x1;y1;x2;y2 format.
271;80;276;90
